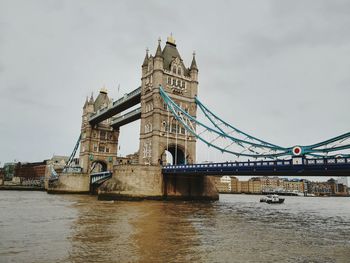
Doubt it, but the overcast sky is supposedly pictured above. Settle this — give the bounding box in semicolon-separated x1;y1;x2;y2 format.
1;0;349;175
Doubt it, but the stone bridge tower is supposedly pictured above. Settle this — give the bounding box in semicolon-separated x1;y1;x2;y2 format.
139;36;198;165
79;88;120;173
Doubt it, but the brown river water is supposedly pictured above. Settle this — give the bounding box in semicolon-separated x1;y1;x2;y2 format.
0;191;350;263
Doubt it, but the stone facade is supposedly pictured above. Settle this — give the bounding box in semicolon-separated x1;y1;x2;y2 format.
139;36;198;166
79;89;120;173
47;173;90;194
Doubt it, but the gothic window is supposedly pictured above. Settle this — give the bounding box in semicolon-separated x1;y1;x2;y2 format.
143;141;152;158
93;144;98;152
177;80;180;87
172;66;177;74
167;77;171;85
181;81;185;88
172;79;176;86
178;67;182;75
106;147;110;153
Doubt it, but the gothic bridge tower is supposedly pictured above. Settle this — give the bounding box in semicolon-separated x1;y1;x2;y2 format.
139;36;199;165
79;88;120;173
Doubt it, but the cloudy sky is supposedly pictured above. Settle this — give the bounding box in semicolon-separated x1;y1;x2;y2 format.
1;0;349;171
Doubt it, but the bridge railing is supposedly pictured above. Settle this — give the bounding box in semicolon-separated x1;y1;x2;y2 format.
90;171;113;184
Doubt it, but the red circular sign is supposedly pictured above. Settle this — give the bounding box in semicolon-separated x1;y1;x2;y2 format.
292;146;302;156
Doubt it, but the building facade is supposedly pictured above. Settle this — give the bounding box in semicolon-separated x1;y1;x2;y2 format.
79;89;120;173
139;36;198;166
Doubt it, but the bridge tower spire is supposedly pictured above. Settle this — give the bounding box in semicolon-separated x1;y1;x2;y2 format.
139;35;198;165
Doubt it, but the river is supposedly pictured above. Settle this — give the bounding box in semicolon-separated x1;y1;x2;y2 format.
0;191;349;263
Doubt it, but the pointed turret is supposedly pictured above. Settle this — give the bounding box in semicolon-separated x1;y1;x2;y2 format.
155;38;162;58
142;48;149;67
83;96;89;108
89;92;94;104
190;51;198;71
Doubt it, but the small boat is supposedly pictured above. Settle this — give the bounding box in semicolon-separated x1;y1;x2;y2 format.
260;195;285;204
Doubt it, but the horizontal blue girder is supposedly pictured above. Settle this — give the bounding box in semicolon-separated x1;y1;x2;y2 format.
162;157;350;177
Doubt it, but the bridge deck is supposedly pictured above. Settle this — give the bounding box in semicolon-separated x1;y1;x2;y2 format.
89;87;141;125
111;107;141;128
162;157;350;177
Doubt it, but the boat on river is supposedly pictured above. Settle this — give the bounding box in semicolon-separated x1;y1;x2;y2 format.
260;195;285;204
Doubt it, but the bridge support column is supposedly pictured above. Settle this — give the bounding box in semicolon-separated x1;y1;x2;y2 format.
163;174;218;201
97;164;218;201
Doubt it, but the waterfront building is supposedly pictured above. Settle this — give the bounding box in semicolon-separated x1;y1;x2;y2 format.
260;176;284;193
3;163;15;181
283;179;305;193
230;176;240;193
14;162;46;181
309;182;332;196
248;177;262;193
0;168;3;185
213;176;231;193
338;177;348;187
240;181;249;193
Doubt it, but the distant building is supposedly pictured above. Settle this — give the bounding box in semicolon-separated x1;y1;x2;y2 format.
230;176;240;193
338;177;348;187
0;168;4;185
261;176;284;193
14;161;47;180
248;177;262;193
309;182;332;196
283;179;305;193
213;176;231;193
3;163;16;181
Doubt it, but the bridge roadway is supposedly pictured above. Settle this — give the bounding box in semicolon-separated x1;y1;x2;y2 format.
89;87;141;126
162;157;350;177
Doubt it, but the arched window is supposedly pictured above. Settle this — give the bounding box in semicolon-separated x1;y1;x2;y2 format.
167;77;171;84
172;79;176;86
172;66;177;74
178;67;182;75
177;80;180;87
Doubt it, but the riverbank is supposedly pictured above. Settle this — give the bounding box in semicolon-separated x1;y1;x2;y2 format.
0;185;45;191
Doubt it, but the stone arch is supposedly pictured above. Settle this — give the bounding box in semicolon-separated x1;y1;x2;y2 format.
90;160;108;173
161;144;189;165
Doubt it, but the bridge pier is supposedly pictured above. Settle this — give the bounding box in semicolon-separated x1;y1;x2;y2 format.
163;174;218;201
46;172;90;194
97;164;218;201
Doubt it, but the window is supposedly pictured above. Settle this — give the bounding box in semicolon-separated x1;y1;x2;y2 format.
178;67;182;75
172;79;176;85
172;66;176;74
167;77;171;84
93;144;98;152
143;141;152;158
99;145;105;152
100;131;106;140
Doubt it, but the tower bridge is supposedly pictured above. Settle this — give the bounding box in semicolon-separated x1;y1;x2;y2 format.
47;35;350;200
